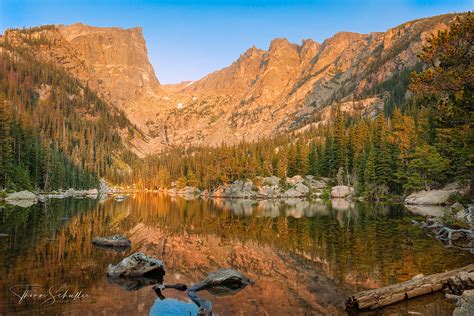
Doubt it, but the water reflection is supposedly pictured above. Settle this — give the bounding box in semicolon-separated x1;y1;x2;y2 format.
0;194;472;315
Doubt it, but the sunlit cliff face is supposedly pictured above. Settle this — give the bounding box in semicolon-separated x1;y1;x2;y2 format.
2;15;454;155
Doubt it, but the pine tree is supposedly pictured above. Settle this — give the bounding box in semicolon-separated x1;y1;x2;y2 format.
410;13;473;196
295;139;309;176
364;146;377;199
287;144;297;177
275;147;288;179
0;92;13;188
308;143;319;176
403;145;449;192
333;106;346;170
187;168;199;187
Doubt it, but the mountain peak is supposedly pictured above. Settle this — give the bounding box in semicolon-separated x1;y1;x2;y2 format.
242;45;265;58
269;37;296;51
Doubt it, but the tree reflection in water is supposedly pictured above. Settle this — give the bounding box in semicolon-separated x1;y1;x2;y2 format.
0;193;473;315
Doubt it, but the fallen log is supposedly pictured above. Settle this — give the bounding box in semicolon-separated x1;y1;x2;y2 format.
346;264;474;311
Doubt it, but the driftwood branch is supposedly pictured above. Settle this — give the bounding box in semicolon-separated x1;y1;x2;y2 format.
346;264;474;311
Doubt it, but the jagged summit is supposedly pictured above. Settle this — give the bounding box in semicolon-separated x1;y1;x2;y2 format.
1;13;461;155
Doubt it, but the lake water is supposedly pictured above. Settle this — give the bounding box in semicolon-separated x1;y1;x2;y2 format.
0;194;472;315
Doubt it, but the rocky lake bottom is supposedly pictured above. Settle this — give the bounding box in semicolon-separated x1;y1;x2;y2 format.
0;193;473;315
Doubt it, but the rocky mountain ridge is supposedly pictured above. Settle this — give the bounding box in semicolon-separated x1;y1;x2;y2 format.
1;14;460;155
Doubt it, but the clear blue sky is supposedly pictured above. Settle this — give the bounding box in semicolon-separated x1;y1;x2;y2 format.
1;1;472;84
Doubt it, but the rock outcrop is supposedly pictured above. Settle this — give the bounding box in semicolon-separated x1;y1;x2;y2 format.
205;175;327;199
330;186;354;199
405;183;467;205
453;290;474;316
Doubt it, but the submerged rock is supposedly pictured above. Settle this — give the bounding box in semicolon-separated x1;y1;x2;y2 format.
92;234;131;248
107;252;165;278
108;275;163;291
330;186;354;198
189;268;254;294
187;269;254;316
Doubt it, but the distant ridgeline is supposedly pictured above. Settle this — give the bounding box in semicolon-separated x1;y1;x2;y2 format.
0;14;472;197
0;26;139;191
126;14;473;200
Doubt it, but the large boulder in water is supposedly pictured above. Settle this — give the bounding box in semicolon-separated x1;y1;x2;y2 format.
5;191;38;207
107;252;165;278
281;182;310;198
189;268;254;294
92;234;131;248
405;189;458;205
5;190;37;201
405;182;468;205
453;290;474;316
330;186;354;198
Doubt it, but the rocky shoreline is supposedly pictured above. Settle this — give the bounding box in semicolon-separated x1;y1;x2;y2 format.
162;175;355;200
0;180;113;208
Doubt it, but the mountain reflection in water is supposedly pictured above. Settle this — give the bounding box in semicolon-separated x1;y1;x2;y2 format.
0;193;473;315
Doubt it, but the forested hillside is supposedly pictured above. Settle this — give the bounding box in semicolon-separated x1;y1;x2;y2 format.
125;14;473;200
0;27;139;191
0;14;471;196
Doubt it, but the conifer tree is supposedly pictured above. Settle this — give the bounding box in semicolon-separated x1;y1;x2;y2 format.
287;144;297;177
0;92;12;188
364;147;377;198
295;139;309;176
403;145;449;191
275;148;288;179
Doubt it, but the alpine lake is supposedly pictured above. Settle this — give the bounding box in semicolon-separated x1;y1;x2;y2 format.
0;193;473;315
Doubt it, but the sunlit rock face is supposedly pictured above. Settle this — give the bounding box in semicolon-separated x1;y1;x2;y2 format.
58;23;162;107
3;14;456;154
